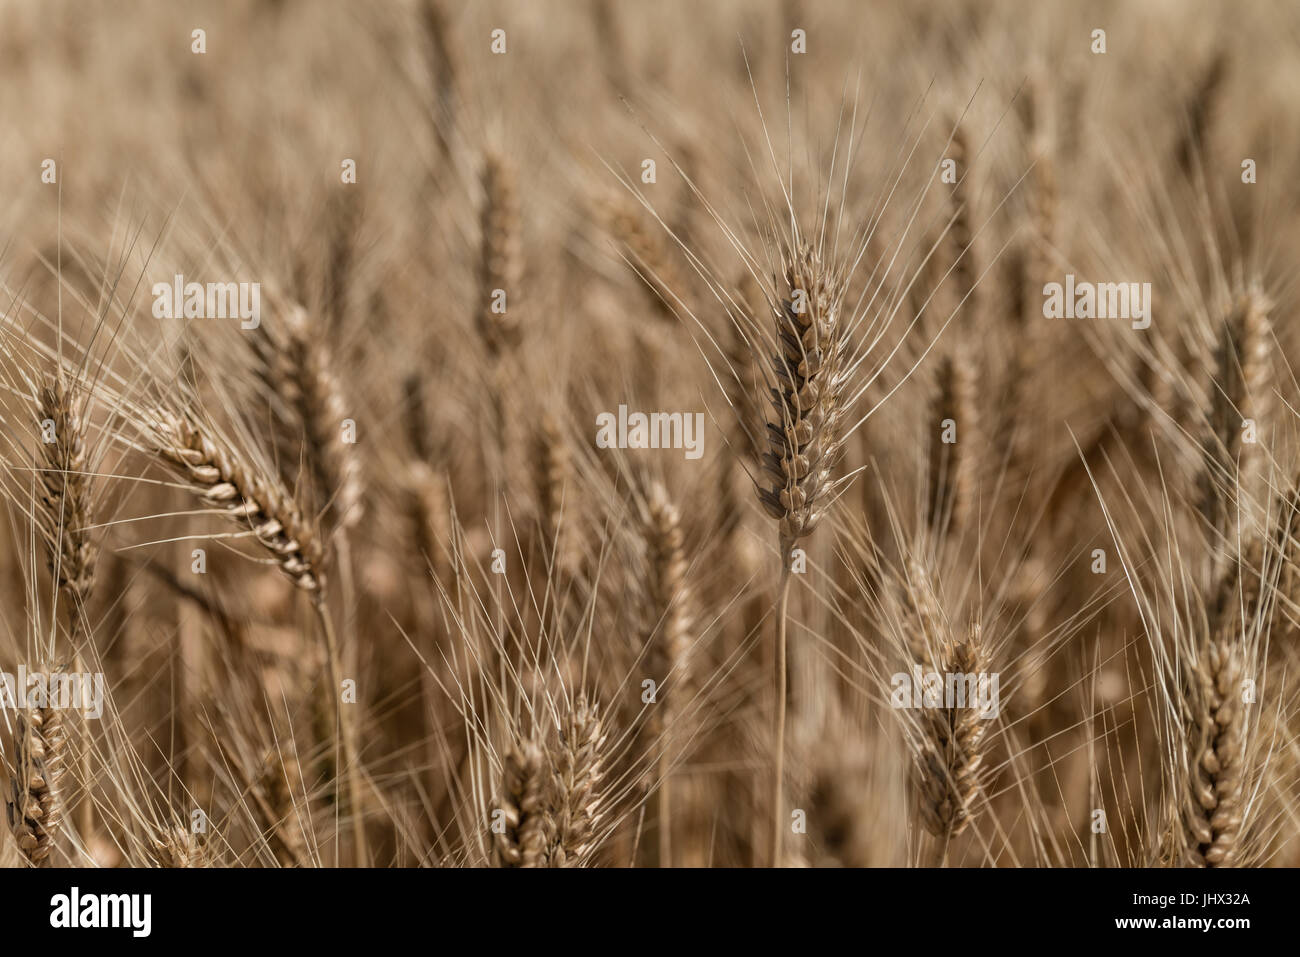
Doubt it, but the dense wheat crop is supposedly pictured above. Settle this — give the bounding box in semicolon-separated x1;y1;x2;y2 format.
0;0;1296;869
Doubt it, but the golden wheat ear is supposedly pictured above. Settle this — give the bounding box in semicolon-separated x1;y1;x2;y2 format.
37;377;96;624
758;244;851;557
477;152;524;361
548;695;608;868
145;407;326;593
492;743;551;867
6;700;67;867
1181;640;1246;867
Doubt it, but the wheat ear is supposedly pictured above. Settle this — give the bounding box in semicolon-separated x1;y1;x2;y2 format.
914;622;991;863
6;703;66;866
1182;640;1245;866
36;377;98;844
477;152;523;361
946;122;978;313
548;695;607;867
148;408;325;591
252;302;363;533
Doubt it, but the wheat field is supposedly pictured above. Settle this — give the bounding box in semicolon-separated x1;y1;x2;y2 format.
0;0;1296;870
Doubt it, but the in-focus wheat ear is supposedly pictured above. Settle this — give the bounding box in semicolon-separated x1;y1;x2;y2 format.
548;696;607;867
147;407;326;592
1182;640;1245;867
37;378;96;620
6;699;66;867
758;245;850;558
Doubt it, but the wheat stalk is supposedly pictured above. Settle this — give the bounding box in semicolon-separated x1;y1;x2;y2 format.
37;378;96;619
548;695;607;867
926;349;977;537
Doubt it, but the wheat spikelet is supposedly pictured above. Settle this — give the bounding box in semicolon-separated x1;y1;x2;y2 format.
407;460;452;587
323;189;361;331
419;0;461;158
643;481;693;865
5;704;66;867
1021;79;1058;279
249;749;308;868
1175;51;1227;174
903;556;943;666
